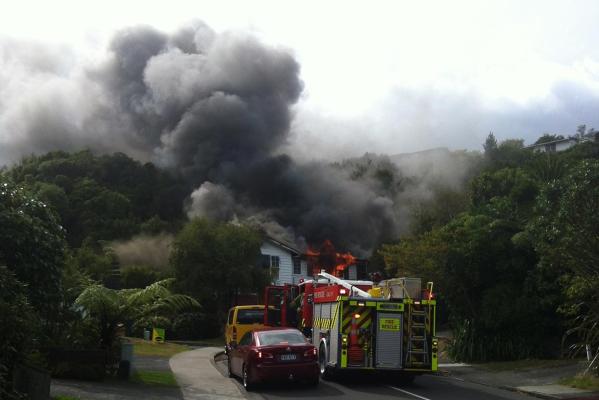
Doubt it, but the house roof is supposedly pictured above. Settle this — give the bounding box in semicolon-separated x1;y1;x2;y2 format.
264;236;302;256
526;137;577;149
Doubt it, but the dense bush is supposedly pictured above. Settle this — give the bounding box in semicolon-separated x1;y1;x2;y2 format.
6;150;190;246
382;137;599;362
170;312;221;340
0;266;37;397
171;218;268;327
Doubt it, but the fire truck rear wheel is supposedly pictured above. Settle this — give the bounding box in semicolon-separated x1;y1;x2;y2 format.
395;372;416;385
318;343;332;380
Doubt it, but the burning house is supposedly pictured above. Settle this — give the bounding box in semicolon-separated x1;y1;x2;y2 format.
259;237;368;286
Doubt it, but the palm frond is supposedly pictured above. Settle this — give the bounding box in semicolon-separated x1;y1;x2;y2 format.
75;284;121;316
148;294;201;315
126;279;174;306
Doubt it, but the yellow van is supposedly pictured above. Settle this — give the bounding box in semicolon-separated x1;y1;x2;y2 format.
225;305;266;353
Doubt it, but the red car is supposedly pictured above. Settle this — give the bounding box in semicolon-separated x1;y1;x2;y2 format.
227;327;320;390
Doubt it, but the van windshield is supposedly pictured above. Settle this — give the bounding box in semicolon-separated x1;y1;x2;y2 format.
236;309;264;324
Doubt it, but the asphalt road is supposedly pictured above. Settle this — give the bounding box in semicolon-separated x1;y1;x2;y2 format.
214;356;535;400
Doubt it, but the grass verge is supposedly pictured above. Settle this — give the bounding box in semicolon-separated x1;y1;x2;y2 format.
127;337;190;358
477;359;577;372
560;374;599;391
131;370;178;387
195;336;225;347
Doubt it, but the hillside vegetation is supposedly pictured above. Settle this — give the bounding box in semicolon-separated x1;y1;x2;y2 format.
1;135;598;397
381;134;599;362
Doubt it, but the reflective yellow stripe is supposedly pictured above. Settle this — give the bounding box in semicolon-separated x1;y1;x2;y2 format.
341;334;348;367
331;303;339;330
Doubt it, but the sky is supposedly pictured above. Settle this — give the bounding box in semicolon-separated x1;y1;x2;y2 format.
1;0;599;162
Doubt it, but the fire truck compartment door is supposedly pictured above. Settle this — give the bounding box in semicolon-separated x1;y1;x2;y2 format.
375;312;402;368
264;286;284;326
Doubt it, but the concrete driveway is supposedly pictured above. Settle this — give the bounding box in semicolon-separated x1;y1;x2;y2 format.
170;347;245;400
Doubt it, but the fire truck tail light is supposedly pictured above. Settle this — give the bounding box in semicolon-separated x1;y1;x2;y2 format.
354;313;361;319
339;289;347;295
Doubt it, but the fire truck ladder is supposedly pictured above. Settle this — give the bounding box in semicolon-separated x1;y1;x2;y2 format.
405;301;429;367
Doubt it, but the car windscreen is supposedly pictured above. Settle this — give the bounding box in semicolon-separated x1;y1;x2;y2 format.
257;331;306;346
236;309;264;324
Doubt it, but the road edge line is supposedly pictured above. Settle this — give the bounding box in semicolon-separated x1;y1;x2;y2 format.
388;385;432;400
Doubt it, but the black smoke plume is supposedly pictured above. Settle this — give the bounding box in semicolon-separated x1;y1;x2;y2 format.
0;21;475;255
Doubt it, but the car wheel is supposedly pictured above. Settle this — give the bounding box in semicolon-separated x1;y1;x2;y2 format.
318;343;332;380
242;363;254;391
227;356;233;377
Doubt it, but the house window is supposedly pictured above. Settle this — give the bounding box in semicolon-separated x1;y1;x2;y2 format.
293;257;301;275
260;254;280;280
270;256;280;280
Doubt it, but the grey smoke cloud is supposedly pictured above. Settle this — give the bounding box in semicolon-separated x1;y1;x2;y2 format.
6;20;597;254
112;233;174;270
3;22;406;253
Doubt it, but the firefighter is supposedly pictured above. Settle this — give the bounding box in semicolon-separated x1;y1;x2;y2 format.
288;293;302;328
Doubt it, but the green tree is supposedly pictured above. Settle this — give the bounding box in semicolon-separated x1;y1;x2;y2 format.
380;229;447;284
483;132;498;157
6;150;190;246
0;181;65;396
439;213;555;361
170;218;268;327
470;167;538;222
67;242;114;285
0;266;36;399
483;136;532;170
0;181;66;312
409;185;469;235
530;159;599;368
529;153;566;183
121;265;160;289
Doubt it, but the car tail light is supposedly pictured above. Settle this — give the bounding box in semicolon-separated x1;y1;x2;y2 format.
304;347;317;359
257;351;274;360
232;327;237;341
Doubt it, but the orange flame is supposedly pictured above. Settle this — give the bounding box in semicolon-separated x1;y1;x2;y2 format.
306;240;356;277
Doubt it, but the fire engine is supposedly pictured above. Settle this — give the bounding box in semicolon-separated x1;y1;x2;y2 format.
262;270;438;380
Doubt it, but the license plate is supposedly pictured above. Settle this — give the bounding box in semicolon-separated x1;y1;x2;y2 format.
280;354;297;361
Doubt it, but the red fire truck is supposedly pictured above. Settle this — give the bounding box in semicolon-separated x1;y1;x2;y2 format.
263;271;438;381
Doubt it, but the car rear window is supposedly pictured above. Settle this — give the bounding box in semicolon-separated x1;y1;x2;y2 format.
236;309;264;324
257;331;306;346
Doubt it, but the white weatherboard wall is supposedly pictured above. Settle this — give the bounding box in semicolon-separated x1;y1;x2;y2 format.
260;241;292;285
260;241;311;285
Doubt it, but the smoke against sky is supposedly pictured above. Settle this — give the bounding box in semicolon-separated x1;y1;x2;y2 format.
0;21;407;253
3;1;599;160
2;2;599;252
